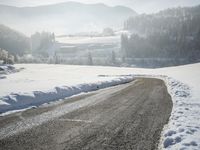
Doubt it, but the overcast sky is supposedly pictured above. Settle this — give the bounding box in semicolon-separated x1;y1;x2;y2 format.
0;0;200;13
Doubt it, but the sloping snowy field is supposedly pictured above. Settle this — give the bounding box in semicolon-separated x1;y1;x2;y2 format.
0;63;200;149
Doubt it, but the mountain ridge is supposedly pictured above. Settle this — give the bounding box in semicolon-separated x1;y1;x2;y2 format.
0;2;136;35
0;1;136;13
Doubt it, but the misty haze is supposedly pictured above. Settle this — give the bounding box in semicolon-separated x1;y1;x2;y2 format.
0;1;200;150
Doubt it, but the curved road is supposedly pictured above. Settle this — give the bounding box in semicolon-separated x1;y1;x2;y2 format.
0;78;172;150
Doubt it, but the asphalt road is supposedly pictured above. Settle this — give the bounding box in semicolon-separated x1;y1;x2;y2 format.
0;78;172;150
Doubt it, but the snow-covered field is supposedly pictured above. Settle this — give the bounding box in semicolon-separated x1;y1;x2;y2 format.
0;63;200;149
56;35;120;44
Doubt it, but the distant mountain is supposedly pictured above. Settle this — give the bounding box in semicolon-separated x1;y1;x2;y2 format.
0;2;136;35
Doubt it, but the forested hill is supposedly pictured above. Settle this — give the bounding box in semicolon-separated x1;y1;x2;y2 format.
122;5;200;66
124;5;200;35
0;25;30;56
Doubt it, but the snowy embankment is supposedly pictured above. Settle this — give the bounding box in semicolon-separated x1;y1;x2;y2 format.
0;64;134;114
0;77;133;114
135;65;200;149
158;77;200;149
0;65;21;79
0;65;15;73
0;63;200;149
156;65;200;150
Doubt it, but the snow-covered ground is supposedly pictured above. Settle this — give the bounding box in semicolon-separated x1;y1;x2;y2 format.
0;65;23;79
0;63;200;149
0;64;135;114
56;35;120;44
157;65;200;150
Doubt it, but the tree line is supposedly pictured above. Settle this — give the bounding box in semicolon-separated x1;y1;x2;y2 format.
0;24;30;57
122;5;200;63
31;32;55;58
0;24;56;63
0;48;14;64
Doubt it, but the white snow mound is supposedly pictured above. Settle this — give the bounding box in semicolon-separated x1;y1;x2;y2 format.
0;76;133;114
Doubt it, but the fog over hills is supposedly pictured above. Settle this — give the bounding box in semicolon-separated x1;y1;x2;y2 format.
0;2;136;35
1;0;200;13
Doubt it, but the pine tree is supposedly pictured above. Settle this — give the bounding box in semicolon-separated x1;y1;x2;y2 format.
121;34;129;58
111;51;116;65
88;52;93;65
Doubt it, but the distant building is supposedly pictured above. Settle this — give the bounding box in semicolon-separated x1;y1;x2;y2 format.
54;36;120;65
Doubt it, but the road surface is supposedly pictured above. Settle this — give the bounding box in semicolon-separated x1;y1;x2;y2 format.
0;78;172;150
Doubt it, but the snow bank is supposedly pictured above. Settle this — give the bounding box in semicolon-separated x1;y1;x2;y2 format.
158;77;200;150
134;73;200;149
152;64;200;150
0;65;23;78
0;65;15;73
0;76;133;114
0;65;14;79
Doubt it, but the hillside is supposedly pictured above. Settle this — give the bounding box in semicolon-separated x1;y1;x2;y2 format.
124;5;200;35
0;2;136;35
121;5;200;67
0;25;30;56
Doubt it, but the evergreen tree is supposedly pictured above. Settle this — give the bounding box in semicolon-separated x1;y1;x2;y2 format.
88;52;93;65
111;51;116;65
121;34;129;58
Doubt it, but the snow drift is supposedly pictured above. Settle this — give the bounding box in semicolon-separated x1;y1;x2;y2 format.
0;76;134;114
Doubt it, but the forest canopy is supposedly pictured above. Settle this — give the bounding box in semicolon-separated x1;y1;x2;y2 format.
122;5;200;62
